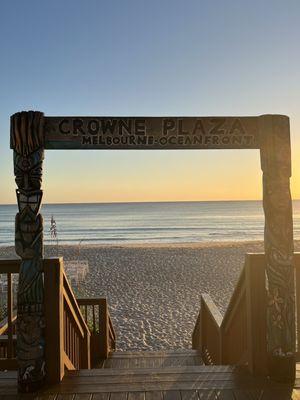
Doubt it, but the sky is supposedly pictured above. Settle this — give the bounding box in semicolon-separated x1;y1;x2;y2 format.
0;0;300;204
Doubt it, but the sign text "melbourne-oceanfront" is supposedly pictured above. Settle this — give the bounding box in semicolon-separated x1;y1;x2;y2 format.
44;116;260;150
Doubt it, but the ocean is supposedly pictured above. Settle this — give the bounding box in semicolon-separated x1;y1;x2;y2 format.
0;200;300;246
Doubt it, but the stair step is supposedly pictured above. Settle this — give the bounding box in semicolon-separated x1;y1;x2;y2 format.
102;350;203;368
53;366;274;394
109;350;200;358
67;365;236;376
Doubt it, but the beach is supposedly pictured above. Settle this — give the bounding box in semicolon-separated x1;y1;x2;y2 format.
1;241;299;351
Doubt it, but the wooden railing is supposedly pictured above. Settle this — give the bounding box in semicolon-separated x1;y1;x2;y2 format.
44;258;90;383
192;294;222;365
192;253;268;375
0;260;19;370
77;298;116;366
0;259;91;381
0;257;117;382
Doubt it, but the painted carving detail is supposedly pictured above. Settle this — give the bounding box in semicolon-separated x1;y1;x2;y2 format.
263;174;294;354
261;115;295;380
11;111;45;392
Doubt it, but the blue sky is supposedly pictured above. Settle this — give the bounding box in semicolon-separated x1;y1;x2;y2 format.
1;0;300;203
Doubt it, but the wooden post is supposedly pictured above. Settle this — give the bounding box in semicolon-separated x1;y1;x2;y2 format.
245;253;268;376
10;111;46;392
99;298;109;359
44;258;64;383
260;115;295;382
295;254;300;359
80;328;91;369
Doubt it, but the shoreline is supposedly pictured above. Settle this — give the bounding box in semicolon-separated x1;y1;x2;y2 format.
0;239;274;250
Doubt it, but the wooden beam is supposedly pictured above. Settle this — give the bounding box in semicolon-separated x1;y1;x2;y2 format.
42;116;261;150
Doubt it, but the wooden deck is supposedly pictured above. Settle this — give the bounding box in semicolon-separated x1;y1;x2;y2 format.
1;351;300;399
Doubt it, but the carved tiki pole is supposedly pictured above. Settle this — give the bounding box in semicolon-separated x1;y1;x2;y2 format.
11;111;45;392
260;115;295;381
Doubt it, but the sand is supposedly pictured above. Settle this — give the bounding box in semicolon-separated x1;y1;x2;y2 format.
1;241;299;351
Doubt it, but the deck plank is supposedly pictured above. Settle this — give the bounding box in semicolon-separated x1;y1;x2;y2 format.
91;394;110;400
109;351;200;357
232;389;263;399
260;388;295;399
163;390;181;400
67;366;237;376
212;390;235;399
180;390;199;400
145;392;163;400
128;392;146;400
110;393;128;400
0;358;298;398
104;351;203;370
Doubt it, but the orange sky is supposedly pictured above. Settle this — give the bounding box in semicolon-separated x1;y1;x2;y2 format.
0;1;299;204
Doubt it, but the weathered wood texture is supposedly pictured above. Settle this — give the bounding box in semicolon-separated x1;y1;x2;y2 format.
77;298;116;365
260;115;295;382
42;116;260;150
193;253;268;375
11;110;46;393
1;364;300;397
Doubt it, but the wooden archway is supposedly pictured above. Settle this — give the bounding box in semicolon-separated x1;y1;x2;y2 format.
10;111;295;390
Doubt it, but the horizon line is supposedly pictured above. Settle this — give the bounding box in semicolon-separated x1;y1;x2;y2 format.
1;199;300;206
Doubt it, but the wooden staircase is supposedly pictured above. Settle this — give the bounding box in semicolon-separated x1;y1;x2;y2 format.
1;255;300;397
1;351;299;398
40;350;299;398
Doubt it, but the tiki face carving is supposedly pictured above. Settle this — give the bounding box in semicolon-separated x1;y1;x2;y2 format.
14;150;44;191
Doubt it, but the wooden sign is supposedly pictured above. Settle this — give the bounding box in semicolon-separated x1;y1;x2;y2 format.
43;116;260;150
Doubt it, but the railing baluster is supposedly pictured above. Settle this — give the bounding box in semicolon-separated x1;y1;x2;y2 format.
76;297;116;366
92;305;96;333
98;304;100;335
7;273;13;359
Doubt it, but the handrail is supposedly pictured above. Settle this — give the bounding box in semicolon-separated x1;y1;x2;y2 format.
222;267;246;332
77;297;116;365
0;314;17;336
108;310;116;344
44;258;90;384
62;270;89;338
193;294;222;364
192;253;268;376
